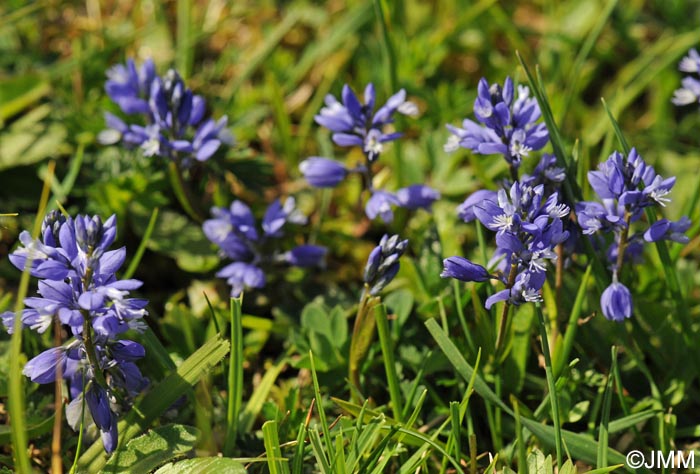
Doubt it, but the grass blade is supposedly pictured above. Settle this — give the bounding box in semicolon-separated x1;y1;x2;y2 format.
374;303;403;421
224;296;244;455
536;304;563;467
9;160;55;473
596;346;617;469
309;351;335;468
263;420;290;474
123;207;159;280
78;334;230;472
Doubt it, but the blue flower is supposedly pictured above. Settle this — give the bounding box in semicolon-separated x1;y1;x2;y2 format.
396;185;441;210
363;234;408;295
100;58;233;165
673;49;700;106
600;281;633;322
365;191;401;223
440;257;490;282
204;198;326;296
285;245;328;267
2;212;149;453
299;157;349;188
643;217;691;243
315;83;416;162
485;270;546;309
446;78;549;167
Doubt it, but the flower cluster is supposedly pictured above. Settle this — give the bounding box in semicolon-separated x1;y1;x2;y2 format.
1;211;148;453
576;148;689;321
443;179;570;309
300;83;439;223
363;234;408;295
99;58;233;165
445;77;549;170
672;48;700;107
203;198;326;296
441;77;569;311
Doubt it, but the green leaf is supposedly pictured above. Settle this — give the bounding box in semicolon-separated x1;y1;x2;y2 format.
0;74;50;121
102;424;200;473
263;420;290;474
79;335;230;473
136;209;220;273
154;457;246;474
527;449;553;474
0;104;68;170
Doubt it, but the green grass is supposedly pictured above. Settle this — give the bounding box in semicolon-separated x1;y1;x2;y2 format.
1;0;700;472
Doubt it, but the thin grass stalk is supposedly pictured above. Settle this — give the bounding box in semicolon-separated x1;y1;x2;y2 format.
224;295;244;455
596;346;617;468
123;207;159;280
536;303;563;467
374;303;403;421
9;160;55;473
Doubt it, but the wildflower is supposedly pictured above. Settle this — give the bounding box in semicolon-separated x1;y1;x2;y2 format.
440;257;490;282
446;78;549;168
315;83;415;162
1;213;148;453
673;49;700;106
204;198;325;296
577;147;690;322
643;217;691;243
600;281;633;322
396;185;441;210
299;157;349;188
363;234;408;295
306;82;438;222
100;58;233;165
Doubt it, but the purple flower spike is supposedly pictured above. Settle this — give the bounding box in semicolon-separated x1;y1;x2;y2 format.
441;257;490;282
446;78;549;167
299;157;349;188
101;58;233;165
363;234;408;295
315;82;415;162
600;282;633;322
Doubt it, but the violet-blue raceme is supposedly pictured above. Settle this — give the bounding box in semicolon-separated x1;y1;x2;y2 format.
1;211;148;453
203;197;327;296
576;147;690;321
299;83;439;223
99;58;233;166
363;234;409;295
445;77;549;176
441;77;568;317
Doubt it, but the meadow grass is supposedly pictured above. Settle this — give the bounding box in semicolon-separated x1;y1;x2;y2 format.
1;1;699;473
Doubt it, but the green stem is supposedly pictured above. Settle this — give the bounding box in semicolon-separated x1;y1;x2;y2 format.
224;296;244;455
9;161;55;474
536;304;563;467
494;262;518;355
168;161;204;223
375;303;403;421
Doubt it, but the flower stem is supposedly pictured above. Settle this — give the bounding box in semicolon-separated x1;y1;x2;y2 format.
348;287;379;397
51;317;64;474
168;161;205;223
615;210;633;277
494;262;518;355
